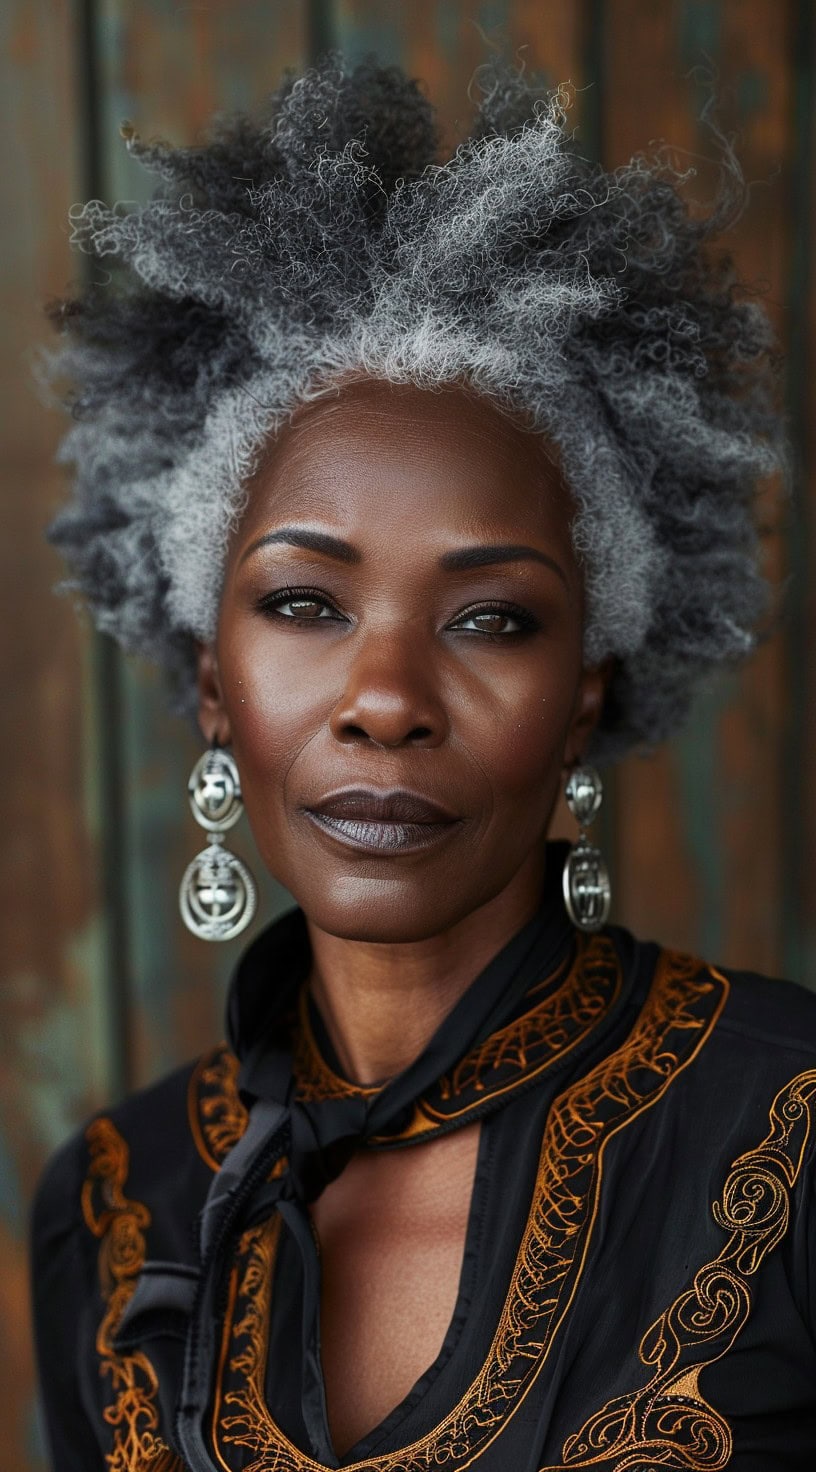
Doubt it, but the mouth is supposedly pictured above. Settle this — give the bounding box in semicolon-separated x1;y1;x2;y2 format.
303;787;463;856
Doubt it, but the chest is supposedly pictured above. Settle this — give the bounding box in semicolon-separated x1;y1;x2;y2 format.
308;1122;482;1456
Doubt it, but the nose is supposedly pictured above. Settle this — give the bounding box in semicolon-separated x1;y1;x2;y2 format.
328;627;449;749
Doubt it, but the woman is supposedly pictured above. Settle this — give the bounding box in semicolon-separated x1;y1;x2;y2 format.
30;54;816;1470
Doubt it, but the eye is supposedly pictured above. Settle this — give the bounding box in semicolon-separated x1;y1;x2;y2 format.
256;586;344;621
449;603;539;638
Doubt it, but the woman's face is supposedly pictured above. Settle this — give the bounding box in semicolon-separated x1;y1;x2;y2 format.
198;378;607;943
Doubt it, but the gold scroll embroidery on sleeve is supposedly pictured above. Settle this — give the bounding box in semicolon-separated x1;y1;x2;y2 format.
82;1116;182;1472
548;1065;816;1470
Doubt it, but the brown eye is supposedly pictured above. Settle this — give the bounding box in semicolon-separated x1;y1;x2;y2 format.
280;597;328;618
451;604;537;636
467;612;515;634
256;586;343;621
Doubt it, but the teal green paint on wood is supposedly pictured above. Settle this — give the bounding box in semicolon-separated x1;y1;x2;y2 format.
434;3;460;57
736;69;768;117
677;0;723;67
334;10;404;65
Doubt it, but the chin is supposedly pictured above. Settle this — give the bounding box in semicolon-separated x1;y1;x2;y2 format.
286;870;499;945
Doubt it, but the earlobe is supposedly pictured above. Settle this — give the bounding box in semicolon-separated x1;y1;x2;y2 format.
195;640;232;747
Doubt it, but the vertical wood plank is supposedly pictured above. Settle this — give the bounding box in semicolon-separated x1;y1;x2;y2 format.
601;0;719;958
714;0;796;978
603;0;796;978
0;2;106;1463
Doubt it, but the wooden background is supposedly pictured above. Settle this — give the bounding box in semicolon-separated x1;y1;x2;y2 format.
1;0;813;1463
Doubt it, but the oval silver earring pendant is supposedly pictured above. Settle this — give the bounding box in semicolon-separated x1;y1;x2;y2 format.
179;843;257;942
187;745;244;832
179;746;257;942
562;765;611;933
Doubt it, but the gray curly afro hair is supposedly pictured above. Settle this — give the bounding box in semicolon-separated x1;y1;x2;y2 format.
45;53;787;760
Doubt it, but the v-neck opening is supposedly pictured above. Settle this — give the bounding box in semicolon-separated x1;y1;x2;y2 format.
333;1118;497;1465
253;930;635;1467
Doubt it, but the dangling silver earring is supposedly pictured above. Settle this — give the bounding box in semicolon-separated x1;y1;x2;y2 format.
562;765;611;933
178;743;257;942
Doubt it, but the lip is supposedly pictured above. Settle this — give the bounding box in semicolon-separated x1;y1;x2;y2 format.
307;788;459;823
303;787;463;856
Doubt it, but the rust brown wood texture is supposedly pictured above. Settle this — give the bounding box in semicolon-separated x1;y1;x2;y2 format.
606;0;799;971
2;2;813;1468
0;3;106;1465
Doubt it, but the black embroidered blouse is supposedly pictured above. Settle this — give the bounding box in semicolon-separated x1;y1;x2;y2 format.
30;846;816;1470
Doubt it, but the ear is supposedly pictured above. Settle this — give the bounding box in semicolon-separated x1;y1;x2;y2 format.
562;659;615;775
195;640;232;747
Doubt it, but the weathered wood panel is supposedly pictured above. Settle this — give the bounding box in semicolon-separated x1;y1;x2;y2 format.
1;1;308;1461
606;0;800;976
0;3;105;1463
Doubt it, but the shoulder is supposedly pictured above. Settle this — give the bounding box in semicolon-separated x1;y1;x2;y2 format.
606;928;816;1165
613;923;816;1064
710;960;816;1063
30;1043;244;1261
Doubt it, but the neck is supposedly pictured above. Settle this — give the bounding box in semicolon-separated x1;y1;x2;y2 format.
305;855;549;1086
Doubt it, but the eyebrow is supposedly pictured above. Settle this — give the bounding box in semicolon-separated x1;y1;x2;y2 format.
240;527;360;566
438;543;567;585
240;527;567;585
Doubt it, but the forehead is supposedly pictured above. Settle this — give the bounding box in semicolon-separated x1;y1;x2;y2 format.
239;377;574;546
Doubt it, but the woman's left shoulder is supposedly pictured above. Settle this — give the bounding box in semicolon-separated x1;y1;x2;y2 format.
711;959;816;1063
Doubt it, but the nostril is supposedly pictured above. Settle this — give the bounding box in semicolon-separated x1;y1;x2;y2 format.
342;724;368;740
330;687;447;747
337;723;436;747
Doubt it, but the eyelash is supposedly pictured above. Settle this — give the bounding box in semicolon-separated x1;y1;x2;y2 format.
255;585;540;639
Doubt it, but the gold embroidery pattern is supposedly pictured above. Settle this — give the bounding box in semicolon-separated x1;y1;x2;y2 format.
435;937;612;1106
295;937;620;1141
213;946;727;1472
550;1067;816;1471
189;939;616;1150
293;988;380;1103
188;1044;249;1169
214;1220;282;1464
81;1116;182;1472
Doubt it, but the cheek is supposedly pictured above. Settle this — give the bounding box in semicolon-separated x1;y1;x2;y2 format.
216;621;326;784
461;650;579;805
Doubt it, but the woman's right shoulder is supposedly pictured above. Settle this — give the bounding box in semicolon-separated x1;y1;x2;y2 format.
30;1041;245;1253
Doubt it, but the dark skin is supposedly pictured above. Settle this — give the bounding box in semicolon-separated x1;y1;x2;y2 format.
197;376;608;1453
